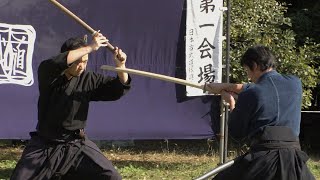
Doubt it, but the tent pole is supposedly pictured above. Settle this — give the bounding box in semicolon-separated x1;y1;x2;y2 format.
219;99;225;164
223;0;231;163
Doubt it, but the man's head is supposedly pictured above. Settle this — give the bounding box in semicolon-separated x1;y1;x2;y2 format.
61;37;88;77
241;45;276;82
60;37;87;53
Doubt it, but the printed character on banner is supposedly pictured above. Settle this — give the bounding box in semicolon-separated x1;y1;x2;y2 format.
200;0;215;13
0;23;35;86
198;37;216;59
198;64;216;83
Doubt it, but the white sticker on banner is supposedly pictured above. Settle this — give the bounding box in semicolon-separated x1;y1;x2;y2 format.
0;23;36;86
186;0;223;96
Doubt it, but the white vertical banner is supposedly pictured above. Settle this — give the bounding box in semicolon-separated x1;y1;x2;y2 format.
186;0;223;96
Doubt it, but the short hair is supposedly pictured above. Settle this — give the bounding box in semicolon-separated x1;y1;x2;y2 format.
60;36;87;53
240;45;276;71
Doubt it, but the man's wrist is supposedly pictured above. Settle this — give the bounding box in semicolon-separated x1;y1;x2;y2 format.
87;44;97;52
118;74;129;84
116;64;126;68
227;83;243;94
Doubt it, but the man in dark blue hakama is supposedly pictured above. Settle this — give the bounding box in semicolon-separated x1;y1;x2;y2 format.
206;45;315;180
11;32;130;180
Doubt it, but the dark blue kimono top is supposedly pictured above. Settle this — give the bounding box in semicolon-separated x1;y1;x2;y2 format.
229;70;302;140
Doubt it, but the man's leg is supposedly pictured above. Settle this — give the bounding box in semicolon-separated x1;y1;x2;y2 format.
62;153;121;180
212;157;248;180
10;136;48;180
61;139;121;180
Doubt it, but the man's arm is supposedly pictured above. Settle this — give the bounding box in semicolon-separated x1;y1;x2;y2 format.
113;47;129;84
205;83;244;94
67;33;109;65
88;73;131;101
67;46;94;65
228;90;257;140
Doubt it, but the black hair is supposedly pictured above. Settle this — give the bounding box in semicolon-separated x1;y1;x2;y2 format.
60;37;87;53
240;45;276;71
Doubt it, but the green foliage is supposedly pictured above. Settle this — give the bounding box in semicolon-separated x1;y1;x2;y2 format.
279;0;320;44
228;0;320;108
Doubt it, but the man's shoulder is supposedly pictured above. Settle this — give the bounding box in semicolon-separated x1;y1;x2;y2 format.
242;83;261;93
273;73;302;90
38;58;54;70
271;71;300;82
240;84;261;99
38;52;68;69
282;74;301;82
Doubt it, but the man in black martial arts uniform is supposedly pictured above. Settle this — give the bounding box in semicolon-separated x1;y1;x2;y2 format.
205;45;315;180
11;32;130;180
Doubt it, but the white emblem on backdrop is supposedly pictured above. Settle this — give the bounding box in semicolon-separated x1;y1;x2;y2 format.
186;0;223;96
0;23;36;86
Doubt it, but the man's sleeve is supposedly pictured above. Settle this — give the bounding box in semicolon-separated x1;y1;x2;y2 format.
38;52;69;90
228;89;258;140
242;83;252;91
53;51;71;69
88;73;132;101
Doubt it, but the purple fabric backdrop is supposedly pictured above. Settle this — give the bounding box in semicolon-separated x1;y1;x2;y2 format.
0;0;216;140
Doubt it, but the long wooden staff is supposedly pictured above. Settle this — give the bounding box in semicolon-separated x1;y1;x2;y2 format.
48;0;115;52
101;65;205;90
49;0;205;90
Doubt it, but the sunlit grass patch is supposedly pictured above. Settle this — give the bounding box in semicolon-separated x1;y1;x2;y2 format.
0;140;319;180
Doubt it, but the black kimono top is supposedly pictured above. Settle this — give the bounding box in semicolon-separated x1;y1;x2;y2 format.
36;52;131;139
229;70;302;141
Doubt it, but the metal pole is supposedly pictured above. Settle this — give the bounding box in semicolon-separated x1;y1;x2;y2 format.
223;0;231;163
223;105;229;162
219;99;225;164
225;0;231;83
194;160;234;180
196;0;233;179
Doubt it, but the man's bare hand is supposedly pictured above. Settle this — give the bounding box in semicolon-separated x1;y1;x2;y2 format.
114;47;127;67
221;90;236;110
90;32;109;51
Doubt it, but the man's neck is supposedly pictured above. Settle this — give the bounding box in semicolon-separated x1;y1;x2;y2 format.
64;71;73;80
254;68;273;83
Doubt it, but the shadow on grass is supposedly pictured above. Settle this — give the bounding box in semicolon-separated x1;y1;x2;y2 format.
113;159;200;171
0;168;14;180
101;139;221;156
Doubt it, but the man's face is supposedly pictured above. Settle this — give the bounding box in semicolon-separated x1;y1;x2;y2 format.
67;54;88;77
244;65;253;80
243;65;258;83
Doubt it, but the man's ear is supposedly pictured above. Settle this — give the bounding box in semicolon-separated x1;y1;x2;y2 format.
252;62;259;71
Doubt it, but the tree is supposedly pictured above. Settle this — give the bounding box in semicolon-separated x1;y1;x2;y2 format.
227;0;319;108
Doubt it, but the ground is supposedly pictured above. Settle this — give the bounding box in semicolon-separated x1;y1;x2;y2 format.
0;140;319;180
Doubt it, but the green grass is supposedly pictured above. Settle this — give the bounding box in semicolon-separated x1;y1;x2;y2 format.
0;140;319;180
308;155;320;179
0;146;21;180
110;151;219;179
